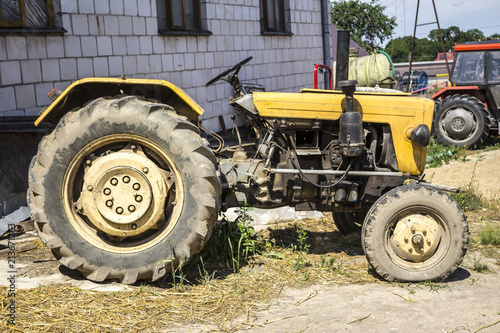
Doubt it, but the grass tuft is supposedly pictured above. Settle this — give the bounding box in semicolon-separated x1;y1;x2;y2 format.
482;136;500;151
471;253;490;272
450;185;484;212
479;224;500;246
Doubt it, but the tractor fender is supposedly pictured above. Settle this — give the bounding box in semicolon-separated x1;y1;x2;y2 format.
432;86;484;102
35;77;204;126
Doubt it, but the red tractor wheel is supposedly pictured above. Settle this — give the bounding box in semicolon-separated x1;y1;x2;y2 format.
433;94;490;149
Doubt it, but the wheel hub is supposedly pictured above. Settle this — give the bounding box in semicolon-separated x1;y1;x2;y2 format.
94;167;152;225
390;214;441;262
79;147;171;238
442;108;475;140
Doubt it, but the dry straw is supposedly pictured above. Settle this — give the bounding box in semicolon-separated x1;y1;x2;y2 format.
1;216;379;332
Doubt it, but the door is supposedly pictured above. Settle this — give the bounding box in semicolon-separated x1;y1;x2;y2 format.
487;51;500;109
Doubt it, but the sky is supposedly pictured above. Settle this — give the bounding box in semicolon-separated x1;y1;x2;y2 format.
351;0;500;42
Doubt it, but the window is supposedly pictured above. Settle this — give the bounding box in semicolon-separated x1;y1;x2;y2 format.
260;0;290;34
451;51;485;85
157;0;208;35
0;0;54;29
488;51;500;109
488;51;500;83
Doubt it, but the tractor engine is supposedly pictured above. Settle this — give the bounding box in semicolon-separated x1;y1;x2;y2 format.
218;80;402;213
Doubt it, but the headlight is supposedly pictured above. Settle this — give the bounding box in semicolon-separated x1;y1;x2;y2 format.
410;124;431;147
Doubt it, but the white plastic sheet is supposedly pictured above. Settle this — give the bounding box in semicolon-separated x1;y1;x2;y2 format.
223;206;323;231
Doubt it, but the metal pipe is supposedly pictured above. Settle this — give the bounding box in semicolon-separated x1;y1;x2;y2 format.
408;0;420;92
321;0;332;89
431;0;450;75
266;168;404;177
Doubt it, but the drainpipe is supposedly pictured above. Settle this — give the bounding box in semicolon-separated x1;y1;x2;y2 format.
321;0;332;89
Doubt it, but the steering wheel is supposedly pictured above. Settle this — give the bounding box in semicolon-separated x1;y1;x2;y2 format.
204;56;253;87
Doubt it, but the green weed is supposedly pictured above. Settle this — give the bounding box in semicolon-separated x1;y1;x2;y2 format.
202;206;262;267
397;281;449;293
479;224;500;246
397;282;420;294
172;262;190;290
262;238;282;259
483;143;500;152
234;205;263;260
319;255;338;270
263;251;283;259
293;223;311;270
471;253;489;272
406;285;417;295
197;257;216;285
426;139;467;168
296;223;310;254
450;185;483;211
482;136;500;151
36;284;44;294
481;247;498;259
420;280;449;293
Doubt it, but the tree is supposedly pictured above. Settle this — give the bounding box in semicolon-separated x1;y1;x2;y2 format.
384;36;413;63
385;27;497;64
330;0;397;53
385;36;436;63
428;26;486;51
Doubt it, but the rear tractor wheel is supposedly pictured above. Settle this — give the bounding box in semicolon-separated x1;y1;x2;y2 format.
433;94;490;149
332;210;366;235
28;96;221;284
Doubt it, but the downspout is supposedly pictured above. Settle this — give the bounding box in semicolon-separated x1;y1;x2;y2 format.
321;0;332;90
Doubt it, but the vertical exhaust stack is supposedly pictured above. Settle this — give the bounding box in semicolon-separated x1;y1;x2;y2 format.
335;30;350;90
336;31;363;158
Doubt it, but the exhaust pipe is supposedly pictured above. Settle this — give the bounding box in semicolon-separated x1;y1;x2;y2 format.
335;30;350;89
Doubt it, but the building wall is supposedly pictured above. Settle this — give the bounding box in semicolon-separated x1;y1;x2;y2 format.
0;0;325;132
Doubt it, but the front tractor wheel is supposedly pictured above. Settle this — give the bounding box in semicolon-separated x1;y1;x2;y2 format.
362;185;468;282
28;96;221;284
433;94;490;149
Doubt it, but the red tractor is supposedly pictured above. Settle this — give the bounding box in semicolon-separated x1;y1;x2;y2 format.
432;40;500;148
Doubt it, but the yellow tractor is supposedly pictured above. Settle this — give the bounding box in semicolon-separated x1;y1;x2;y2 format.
29;57;468;284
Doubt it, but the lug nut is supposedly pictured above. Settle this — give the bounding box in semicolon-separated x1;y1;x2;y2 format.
111;178;118;186
104;188;111;195
131;145;137;151
131;223;137;230
116;207;124;214
87;185;94;191
412;234;424;247
128;205;136;212
123;176;130;183
135;195;143;202
133;183;140;190
85;160;92;166
142;167;149;174
106;200;113;207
